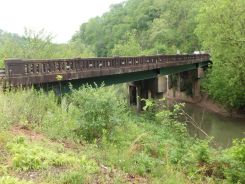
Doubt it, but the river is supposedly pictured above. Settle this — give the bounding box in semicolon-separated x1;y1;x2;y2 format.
184;104;245;148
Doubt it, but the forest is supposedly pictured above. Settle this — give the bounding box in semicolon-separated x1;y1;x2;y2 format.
0;0;244;183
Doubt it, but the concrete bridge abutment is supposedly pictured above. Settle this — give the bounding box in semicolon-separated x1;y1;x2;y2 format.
128;78;157;112
128;75;168;112
128;67;205;111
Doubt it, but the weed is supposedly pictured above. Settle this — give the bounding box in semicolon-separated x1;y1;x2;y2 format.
0;176;33;184
222;138;245;183
6;137;79;171
68;84;126;141
57;170;85;184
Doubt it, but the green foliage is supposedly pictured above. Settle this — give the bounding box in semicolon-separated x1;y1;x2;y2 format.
155;102;188;140
73;0;202;56
68;85;126;141
21;29;55;59
0;85;243;183
196;0;245;108
222;138;245;183
226;139;245;163
6;137;79;171
0;89;78;139
0;28;94;67
0;89;56;130
141;98;156;120
0;30;23;67
131;152;159;176
193;140;210;163
40;99;78;140
58;171;85;184
0;176;33;184
92;102;192;175
111;31;142;56
56;159;98;184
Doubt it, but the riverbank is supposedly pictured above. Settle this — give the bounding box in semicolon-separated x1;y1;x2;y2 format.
165;90;245;119
197;94;245;119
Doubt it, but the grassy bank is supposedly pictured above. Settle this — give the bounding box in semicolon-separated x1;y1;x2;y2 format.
0;86;244;184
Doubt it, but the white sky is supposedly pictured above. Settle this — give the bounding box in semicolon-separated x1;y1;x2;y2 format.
0;0;124;43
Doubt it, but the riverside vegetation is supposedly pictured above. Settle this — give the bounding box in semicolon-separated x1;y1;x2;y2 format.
0;86;244;184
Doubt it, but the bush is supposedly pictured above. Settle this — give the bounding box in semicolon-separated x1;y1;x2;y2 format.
0;89;58;130
58;159;99;184
40;99;78;140
193;140;210;164
222;138;245;183
68;85;126;141
59;171;85;184
6;137;79;171
0;176;33;184
132;152;158;176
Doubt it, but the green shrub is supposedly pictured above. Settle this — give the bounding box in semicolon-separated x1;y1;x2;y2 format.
0;89;79;139
223;138;245;183
0;89;58;130
6;137;79;171
68;85;126;141
59;171;85;184
193;140;210;164
40;102;78;140
132;152;158;176
0;176;33;184
51;155;98;184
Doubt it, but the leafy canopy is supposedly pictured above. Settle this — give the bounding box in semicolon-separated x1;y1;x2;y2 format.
196;0;245;108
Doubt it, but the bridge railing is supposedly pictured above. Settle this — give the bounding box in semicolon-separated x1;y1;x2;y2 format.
4;54;210;86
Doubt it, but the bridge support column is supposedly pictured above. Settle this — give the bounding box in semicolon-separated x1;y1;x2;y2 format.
128;81;145;112
193;79;201;98
198;67;204;78
136;84;142;112
192;67;204;100
129;78;157;112
128;67;206;111
135;81;148;112
166;74;177;98
128;83;137;106
157;75;167;93
177;73;181;92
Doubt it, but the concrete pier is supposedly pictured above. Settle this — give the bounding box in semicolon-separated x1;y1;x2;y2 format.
128;67;206;110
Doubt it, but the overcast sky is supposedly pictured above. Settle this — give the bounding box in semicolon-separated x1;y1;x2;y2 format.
0;0;124;43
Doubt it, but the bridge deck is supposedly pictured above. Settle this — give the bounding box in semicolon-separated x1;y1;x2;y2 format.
4;54;210;86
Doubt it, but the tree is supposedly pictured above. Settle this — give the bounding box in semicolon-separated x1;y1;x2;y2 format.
72;0;203;56
111;31;142;56
196;0;245;108
0;28;95;68
21;28;55;59
0;31;24;67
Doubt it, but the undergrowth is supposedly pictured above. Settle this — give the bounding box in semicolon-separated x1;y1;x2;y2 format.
0;86;244;183
6;136;79;171
0;176;33;184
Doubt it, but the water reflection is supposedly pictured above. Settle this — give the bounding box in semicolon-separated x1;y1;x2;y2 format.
184;104;245;148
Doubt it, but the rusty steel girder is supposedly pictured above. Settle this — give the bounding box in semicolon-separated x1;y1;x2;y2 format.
4;54;210;86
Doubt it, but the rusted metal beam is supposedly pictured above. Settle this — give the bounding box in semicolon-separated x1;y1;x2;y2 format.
4;54;210;86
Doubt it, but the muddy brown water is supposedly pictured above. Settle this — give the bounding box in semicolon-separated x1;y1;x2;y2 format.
184;103;245;148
